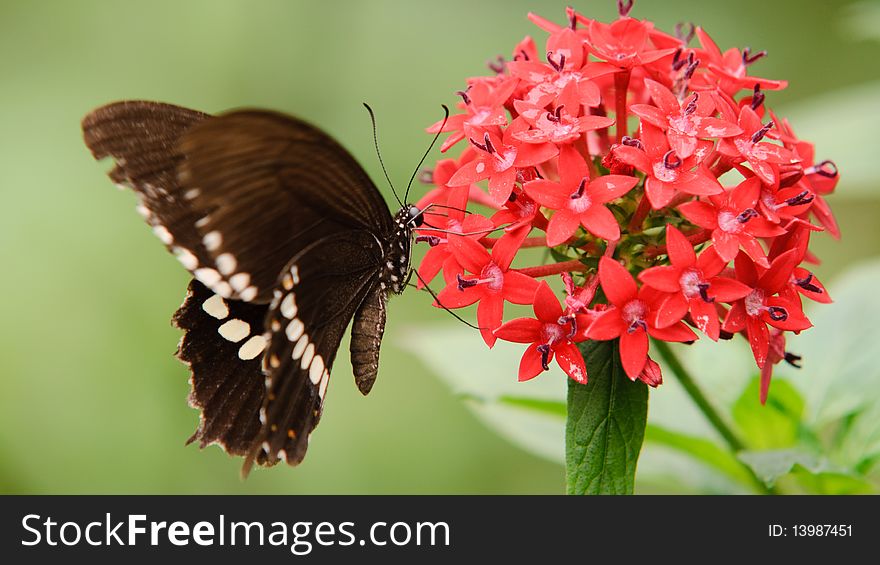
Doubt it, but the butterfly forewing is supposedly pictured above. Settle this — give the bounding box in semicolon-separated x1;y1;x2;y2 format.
81;101;218;282
176;110;395;303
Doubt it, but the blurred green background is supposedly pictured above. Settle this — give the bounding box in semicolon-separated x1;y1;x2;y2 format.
1;0;878;494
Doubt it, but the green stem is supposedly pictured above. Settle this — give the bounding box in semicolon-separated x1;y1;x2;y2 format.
652;339;779;495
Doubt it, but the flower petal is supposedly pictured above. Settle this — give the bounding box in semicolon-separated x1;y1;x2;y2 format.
678;200;718;229
587;174;640;203
688;297;719;340
477;294;504;348
533;280;564;322
599;256;638;306
518;343;547;382
502;271;541;304
648;321;697;342
665;225;696;267
638;265;681;293
586;309;625;339
555;341;588;384
494;317;542;343
654;293;689;328
546;210;581;247
620;329;649;379
580;205;621;241
449;234;491;274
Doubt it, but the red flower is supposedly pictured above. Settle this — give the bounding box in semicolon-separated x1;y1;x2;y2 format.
614;122;722;209
448;118;559;205
512;82;614;145
678;176;785;267
427;76;518;153
506;28;610;109
494;281;589;383
691;27;788;96
525;145;638;244
722;250;813;369
630;79;741;159
716;105;796;185
437;229;538;347
587;17;676;69
639;225;751;340
587;257;697;378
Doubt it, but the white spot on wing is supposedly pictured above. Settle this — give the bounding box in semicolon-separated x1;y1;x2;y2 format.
175;248;199;270
290;265;300;284
309;355;324;384
218;319;250;342
216;253;237;276
280;293;297;319
152;225;173;244
318;370;329;399
239;286;258;301
238;335;267;360
300;342;315;370
203;231;222;251
195;216;211;229
195;267;220;286
292;334;309;360
201;294;228;319
286;319;304;342
229;272;250;292
184;188;201;200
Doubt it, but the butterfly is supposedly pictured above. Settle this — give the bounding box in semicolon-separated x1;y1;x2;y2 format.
82;100;431;473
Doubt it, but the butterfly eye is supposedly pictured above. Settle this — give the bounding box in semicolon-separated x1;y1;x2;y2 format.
407;205;424;227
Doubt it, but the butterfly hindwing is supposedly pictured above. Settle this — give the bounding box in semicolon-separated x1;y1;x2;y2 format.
173;279;271;459
176;110;395;304
250;230;384;466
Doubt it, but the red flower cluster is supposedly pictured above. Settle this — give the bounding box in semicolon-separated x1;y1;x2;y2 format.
416;2;838;403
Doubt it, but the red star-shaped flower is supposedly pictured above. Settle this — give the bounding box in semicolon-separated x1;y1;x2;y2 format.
630;79;742;159
437;228;538;347
494;281;589;383
638;225;751;340
587;256;697;378
678;176;785;267
722;250;813;369
448;118;559;205
614;122;722;209
525;145;638;245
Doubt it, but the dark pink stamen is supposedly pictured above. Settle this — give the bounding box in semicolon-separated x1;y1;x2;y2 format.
570;178;588;199
751;120;774;143
750;84;765;110
806;160;838;178
742;47;767;66
736;208;758;223
663;150;682;169
547;51;566;72
536;344;551;371
767;306;788;321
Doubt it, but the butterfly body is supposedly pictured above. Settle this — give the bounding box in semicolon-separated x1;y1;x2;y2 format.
82;100;417;470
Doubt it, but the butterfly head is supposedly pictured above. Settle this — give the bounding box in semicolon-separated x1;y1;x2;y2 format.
405;204;424;228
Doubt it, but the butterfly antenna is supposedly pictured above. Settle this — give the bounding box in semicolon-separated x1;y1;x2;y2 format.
363;102;404;208
404;104;450;204
410;269;484;331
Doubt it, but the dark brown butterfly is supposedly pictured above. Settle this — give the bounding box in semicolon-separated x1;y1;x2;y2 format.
82;101;426;472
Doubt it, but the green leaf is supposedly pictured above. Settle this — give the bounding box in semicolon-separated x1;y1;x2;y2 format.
738;448;822;487
644;424;756;488
566;340;648;495
732;377;805;449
